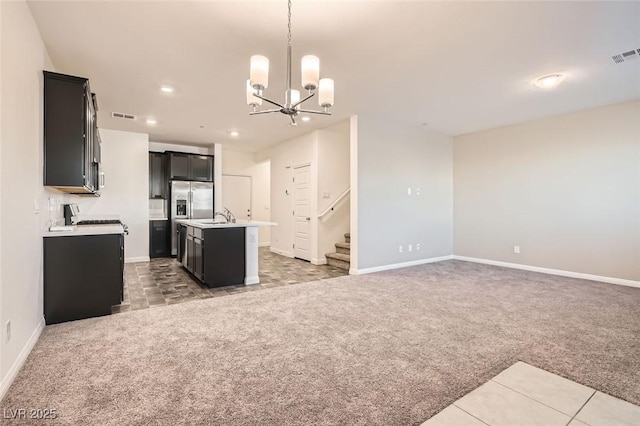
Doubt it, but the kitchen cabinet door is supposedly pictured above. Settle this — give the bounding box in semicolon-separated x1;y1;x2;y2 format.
194;237;204;280
44;234;122;325
190;155;213;182
169;152;190;180
44;72;89;190
187;235;195;272
149;220;169;258
149;152;167;199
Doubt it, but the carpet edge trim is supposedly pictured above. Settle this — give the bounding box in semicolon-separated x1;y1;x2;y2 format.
453;256;640;288
0;317;45;401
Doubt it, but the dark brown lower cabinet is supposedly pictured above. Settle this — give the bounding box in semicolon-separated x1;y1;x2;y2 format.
149;220;169;258
182;226;245;288
44;233;124;325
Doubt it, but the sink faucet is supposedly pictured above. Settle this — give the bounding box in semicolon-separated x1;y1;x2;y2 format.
223;207;236;223
213;211;228;222
213;208;236;223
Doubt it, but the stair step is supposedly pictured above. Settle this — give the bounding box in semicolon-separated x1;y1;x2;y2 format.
335;242;350;255
325;252;350;270
326;252;350;262
344;232;350;244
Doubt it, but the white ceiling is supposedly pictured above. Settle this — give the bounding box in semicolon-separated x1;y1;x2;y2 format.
28;0;640;152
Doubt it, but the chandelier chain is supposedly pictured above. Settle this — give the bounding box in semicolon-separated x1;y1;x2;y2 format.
287;0;292;46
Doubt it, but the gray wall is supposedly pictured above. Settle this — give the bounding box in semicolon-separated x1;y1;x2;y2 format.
454;100;640;281
356;114;454;270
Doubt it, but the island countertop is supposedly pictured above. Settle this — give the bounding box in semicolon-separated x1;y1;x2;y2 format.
175;219;277;229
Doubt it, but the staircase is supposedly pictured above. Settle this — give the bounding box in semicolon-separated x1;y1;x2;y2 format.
325;233;350;270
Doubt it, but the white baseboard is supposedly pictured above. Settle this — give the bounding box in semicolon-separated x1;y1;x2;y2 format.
258;242;270;247
311;258;327;265
125;256;150;263
270;247;293;258
453;256;640;289
352;255;454;275
0;317;45;401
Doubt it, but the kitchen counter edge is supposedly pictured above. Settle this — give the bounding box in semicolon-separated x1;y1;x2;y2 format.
44;224;125;237
175;220;277;229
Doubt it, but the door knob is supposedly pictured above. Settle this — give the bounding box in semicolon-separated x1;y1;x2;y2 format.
306;217;310;221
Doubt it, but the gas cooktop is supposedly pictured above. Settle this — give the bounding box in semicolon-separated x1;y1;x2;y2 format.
76;219;122;225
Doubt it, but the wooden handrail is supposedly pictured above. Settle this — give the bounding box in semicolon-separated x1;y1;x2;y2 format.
318;187;350;218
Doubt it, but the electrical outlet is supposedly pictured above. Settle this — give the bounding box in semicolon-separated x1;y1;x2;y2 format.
33;199;39;214
5;320;11;343
408;244;413;252
407;188;412;195
416;243;421;251
514;245;520;254
398;245;403;253
416;188;421;195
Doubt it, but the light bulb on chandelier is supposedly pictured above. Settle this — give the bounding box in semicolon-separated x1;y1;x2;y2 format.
247;0;334;126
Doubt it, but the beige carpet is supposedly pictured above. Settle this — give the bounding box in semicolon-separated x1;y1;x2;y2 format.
2;260;639;425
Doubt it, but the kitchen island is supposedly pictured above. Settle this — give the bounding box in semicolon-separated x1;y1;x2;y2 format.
176;219;276;287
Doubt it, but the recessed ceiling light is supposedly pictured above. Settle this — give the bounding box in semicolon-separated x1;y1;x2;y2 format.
146;118;157;125
229;131;239;137
160;85;174;93
301;116;311;122
534;73;566;89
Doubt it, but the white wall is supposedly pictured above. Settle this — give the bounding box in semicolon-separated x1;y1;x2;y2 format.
0;0;61;396
454;100;640;282
355;114;454;272
317;121;351;263
75;129;149;262
222;149;271;246
256;132;317;258
254;121;351;263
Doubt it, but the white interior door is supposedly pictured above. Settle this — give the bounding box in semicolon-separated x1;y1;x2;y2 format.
222;175;251;221
293;165;311;261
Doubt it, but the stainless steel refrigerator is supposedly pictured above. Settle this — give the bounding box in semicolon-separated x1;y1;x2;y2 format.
170;181;214;256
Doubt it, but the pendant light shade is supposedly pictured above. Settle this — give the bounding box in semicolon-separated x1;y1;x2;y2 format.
318;78;334;107
290;89;301;109
301;55;320;90
250;55;269;90
246;79;262;106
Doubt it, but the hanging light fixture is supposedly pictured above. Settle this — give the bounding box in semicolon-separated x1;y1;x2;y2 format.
247;0;334;126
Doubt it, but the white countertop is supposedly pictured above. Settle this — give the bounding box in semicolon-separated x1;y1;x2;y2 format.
149;217;168;221
176;219;277;229
44;224;125;237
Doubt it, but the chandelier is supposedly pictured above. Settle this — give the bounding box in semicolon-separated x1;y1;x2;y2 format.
246;0;334;126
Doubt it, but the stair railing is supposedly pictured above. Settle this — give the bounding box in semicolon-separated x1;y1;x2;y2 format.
318;187;350;219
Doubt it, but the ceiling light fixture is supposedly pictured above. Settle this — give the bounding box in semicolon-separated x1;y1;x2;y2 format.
534;73;566;89
247;0;334;126
229;131;239;137
160;85;174;93
301;116;311;122
146;118;157;125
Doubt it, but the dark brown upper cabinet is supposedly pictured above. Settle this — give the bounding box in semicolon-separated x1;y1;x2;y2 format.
167;151;213;182
43;71;100;195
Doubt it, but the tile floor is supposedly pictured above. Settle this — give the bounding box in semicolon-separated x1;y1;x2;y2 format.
112;247;348;313
422;361;640;426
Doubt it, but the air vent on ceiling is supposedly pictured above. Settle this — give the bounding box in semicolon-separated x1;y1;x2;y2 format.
612;49;639;64
111;112;137;120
